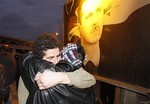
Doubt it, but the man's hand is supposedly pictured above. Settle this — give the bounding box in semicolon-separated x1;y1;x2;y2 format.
34;70;71;90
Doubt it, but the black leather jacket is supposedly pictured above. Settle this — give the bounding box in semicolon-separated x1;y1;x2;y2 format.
19;54;96;104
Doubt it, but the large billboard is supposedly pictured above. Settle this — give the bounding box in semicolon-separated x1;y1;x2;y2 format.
63;0;150;91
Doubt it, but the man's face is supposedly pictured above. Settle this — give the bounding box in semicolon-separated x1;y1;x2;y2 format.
79;0;104;44
42;48;61;64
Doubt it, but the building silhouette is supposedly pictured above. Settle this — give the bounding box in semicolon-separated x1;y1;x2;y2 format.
0;35;33;55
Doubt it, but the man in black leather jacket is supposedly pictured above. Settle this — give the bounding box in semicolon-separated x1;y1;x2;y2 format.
19;33;96;104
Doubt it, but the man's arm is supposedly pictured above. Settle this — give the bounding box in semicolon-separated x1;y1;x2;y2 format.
66;67;96;88
34;70;70;89
34;67;96;89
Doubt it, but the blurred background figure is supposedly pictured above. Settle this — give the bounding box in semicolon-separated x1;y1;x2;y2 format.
14;54;21;91
0;64;9;104
0;45;17;104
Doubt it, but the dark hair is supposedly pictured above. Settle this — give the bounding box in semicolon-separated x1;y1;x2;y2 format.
33;33;62;59
76;43;85;62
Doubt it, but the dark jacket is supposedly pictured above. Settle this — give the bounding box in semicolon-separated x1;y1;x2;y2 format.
0;53;17;86
19;54;96;104
0;64;9;97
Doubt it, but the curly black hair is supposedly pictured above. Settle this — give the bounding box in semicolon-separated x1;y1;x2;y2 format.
33;33;62;59
76;43;85;62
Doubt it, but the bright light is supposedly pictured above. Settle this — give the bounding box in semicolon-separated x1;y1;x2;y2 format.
82;0;103;14
4;44;9;47
56;33;58;36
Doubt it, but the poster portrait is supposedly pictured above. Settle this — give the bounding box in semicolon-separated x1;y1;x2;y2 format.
63;0;150;90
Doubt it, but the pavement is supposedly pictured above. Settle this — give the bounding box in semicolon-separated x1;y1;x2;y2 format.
12;83;19;104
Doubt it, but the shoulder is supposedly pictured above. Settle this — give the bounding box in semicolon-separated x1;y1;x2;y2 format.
56;60;76;72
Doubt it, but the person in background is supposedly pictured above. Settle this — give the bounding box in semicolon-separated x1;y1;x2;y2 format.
0;45;17;104
18;33;96;104
0;64;9;104
14;54;20;91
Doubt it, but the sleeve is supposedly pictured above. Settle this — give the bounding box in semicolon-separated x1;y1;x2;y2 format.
34;59;55;73
56;60;76;72
66;67;96;88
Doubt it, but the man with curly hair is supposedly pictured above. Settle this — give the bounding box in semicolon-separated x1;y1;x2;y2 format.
18;33;96;104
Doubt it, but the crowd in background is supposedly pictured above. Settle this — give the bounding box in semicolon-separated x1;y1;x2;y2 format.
0;45;29;104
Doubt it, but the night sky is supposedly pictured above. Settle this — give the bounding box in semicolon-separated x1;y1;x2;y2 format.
0;0;66;42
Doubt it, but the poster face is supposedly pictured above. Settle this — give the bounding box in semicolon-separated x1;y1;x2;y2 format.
64;0;150;90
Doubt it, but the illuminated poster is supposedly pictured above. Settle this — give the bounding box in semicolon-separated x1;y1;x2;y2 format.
63;0;150;89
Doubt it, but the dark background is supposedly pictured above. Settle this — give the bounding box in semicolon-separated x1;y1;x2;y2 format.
99;4;150;89
0;0;66;42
